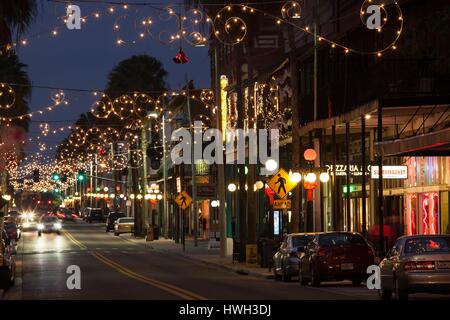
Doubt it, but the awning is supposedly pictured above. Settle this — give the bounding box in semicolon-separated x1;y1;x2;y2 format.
376;127;450;157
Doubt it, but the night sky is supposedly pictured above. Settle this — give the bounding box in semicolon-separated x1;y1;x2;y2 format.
17;0;210;159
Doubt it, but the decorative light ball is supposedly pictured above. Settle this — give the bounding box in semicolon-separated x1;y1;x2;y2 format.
291;172;302;183
150;194;157;200
255;181;264;190
265;159;278;172
157;194;163;200
144;194;151;200
305;172;317;183
103;187;109;192
119;194;125;198
137;194;143;200
228;183;237;192
130;194;135;199
303;149;317;161
320;172;330;183
109;193;115;199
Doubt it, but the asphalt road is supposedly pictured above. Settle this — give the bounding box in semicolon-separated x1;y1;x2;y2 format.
2;222;449;300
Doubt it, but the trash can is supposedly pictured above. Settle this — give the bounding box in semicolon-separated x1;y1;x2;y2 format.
260;238;279;268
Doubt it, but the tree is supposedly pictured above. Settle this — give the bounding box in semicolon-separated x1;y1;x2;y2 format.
0;0;38;49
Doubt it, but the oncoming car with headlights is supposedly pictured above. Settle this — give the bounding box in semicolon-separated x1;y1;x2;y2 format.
37;216;62;236
21;211;37;231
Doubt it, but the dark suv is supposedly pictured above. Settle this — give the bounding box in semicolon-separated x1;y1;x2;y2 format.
86;208;105;223
105;212;126;232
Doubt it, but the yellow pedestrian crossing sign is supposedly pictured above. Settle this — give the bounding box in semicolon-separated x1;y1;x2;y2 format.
175;191;192;210
268;168;298;199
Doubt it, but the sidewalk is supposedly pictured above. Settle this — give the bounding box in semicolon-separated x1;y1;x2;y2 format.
120;235;274;280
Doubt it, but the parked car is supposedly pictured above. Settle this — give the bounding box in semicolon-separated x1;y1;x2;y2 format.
37;216;62;236
0;228;16;290
106;212;126;232
379;235;450;300
299;232;375;286
86;208;105;223
273;233;316;281
4;221;20;241
114;217;135;236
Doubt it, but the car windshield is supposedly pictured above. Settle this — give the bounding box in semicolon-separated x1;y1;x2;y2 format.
41;217;58;223
404;237;450;255
119;218;134;224
319;233;366;246
292;235;313;248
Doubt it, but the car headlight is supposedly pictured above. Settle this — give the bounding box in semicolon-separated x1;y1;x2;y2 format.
37;223;44;230
21;213;28;219
54;223;62;229
28;212;35;218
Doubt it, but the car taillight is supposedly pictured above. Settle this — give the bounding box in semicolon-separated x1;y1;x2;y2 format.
404;261;435;271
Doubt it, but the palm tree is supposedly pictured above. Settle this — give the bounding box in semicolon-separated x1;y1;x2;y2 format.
0;0;38;48
0;53;31;131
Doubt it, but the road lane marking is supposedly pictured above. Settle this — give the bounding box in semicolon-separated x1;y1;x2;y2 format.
63;230;87;250
91;252;207;300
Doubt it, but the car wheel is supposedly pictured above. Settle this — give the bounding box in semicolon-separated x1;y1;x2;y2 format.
273;266;281;281
395;278;408;300
56;231;61;235
38;231;42;237
114;232;119;236
299;267;308;286
310;265;320;287
281;266;291;282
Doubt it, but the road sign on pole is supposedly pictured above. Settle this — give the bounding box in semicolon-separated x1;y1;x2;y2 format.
273;199;291;210
267;168;298;199
175;191;192;210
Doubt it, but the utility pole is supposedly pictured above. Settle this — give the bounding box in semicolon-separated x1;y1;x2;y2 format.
185;73;198;247
162;112;168;239
214;47;228;257
142;118;149;231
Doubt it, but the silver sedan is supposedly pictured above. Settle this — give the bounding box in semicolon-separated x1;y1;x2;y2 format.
379;235;450;300
273;233;316;282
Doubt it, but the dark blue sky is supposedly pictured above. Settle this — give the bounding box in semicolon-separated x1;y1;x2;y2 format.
17;0;210;158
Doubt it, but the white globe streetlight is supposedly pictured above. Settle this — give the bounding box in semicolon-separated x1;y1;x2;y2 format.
291;172;302;183
265;159;278;172
255;181;264;190
228;183;237;192
320;172;330;183
305;172;317;183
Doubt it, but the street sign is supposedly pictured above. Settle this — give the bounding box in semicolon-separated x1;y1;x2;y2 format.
267;168;297;199
175;191;192;210
273;199;291;210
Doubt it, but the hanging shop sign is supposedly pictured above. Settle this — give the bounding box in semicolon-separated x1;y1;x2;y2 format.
371;165;408;179
326;164;371;176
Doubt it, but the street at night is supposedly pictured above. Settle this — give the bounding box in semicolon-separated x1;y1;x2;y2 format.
1;0;450;314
